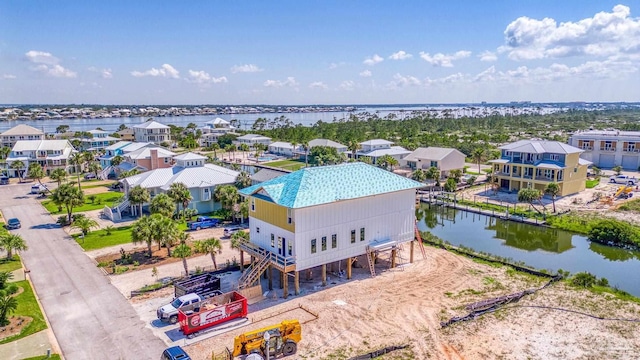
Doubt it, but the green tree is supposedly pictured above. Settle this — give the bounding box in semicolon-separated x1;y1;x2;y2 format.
131;215;155;257
27;162;46;188
449;169;463;183
69;152;85;189
51;183;84;223
238;143;250;159
214;185;239;212
0;233;28;260
128;185;150;218
194;237;223;269
230;231;248;270
88;161;102;178
173;243;192;276
444;178;458;192
466;175;477;186
612;165;623;176
49;168;67;187
544;182;561;213
0;294;18;326
588;219;638;246
149;193;175;218
411;169;426;182
167;182;192;220
111;155;124;166
0;271;13;289
152;214;179;256
471;147;486;174
225;144;237;160
56;125;69;133
209;143;220;159
517;188;545;214
70;216;99;235
377;154;398;171
425;166;440;185
591;166;601;177
235;171;252;189
10;160;25;180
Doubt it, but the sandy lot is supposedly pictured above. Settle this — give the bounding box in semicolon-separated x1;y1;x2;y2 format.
166;246;640;360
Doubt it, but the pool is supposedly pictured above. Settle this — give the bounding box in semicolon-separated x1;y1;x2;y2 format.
258;157;275;162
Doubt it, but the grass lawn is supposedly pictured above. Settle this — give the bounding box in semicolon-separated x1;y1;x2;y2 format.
42;192;124;214
0;280;47;345
618;199;640;212
74;222;189;251
264;159;307;171
586;178;601;188
0;255;22;273
22;355;62;360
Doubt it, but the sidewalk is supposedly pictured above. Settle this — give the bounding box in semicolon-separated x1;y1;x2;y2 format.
0;331;53;360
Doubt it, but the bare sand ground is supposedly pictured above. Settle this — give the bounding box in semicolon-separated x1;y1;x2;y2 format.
179;246;640;360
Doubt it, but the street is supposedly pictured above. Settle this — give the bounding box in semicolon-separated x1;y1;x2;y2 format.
0;182;165;360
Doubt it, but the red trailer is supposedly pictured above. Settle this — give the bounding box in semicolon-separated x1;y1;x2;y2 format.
178;291;248;338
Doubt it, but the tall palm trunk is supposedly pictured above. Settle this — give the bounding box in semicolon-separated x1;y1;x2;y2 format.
210;253;218;270
147;243;153;257
182;258;189;276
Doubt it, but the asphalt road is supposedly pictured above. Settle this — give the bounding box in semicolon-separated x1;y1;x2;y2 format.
0;183;165;360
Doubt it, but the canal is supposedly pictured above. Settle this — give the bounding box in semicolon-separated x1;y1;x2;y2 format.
417;205;640;297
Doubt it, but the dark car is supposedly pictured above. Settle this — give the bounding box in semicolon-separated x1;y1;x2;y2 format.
6;218;21;230
0;176;8;185
84;173;97;180
161;346;191;360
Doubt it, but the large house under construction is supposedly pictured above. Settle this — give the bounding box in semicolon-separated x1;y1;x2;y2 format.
238;162;423;298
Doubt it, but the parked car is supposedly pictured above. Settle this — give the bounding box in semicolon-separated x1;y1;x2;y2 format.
609;175;637;185
187;216;220;231
30;184;47;194
224;225;244;237
84;173;97;180
6;218;21;230
0;176;8;185
161;346;191;360
157;293;206;324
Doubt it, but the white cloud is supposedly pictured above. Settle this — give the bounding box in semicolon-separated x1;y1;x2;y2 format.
231;64;263;73
359;70;372;77
387;73;421;89
479;51;498;62
339;80;355;90
309;81;328;89
263;77;298;88
25;50;77;78
503;5;640;60
424;73;468;85
363;54;384;66
389;50;412;60
329;62;345;69
131;64;180;79
419;50;471;67
186;70;228;84
2;74;16;79
89;66;113;79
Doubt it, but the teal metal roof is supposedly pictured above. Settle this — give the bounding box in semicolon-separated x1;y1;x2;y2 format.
239;162;422;209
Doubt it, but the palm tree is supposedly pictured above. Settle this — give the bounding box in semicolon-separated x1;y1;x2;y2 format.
131;215;155;257
346;140;361;160
0;146;11;162
214;185;239;212
149;193;175;218
210;143;220;159
167;182;192;220
51;183;84;223
0;233;28;260
235;171;251;189
28;163;46;188
238;143;250;159
0;294;18;326
173;243;192;276
426;166;440;185
518;188;545;214
230;231;248;270
151;214;179;256
111;155;124;166
10;160;24;181
70;216;99;235
225;144;236;160
376;155;398;171
471;147;486;174
50;168;67;187
88;162;101;178
545;182;561;213
194;237;223;269
449;169;463;184
128;185;150;218
412;169;426;182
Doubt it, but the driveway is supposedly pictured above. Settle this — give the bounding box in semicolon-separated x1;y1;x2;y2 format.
0;183;165;360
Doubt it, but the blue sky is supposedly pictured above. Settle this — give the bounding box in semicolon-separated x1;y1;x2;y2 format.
1;1;638;105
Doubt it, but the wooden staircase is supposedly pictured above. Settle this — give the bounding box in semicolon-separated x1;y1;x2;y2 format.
365;247;376;277
414;224;427;260
237;253;271;289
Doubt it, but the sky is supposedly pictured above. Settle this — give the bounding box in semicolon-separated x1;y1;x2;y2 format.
0;1;639;105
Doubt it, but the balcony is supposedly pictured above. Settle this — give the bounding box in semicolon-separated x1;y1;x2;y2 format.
599;147;616;152
623;148;640;153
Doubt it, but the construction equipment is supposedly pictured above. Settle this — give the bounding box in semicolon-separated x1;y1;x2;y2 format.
614;186;634;199
231;320;301;359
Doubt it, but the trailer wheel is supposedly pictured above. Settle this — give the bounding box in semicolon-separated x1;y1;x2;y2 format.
196;226;201;231
169;315;178;324
282;341;297;356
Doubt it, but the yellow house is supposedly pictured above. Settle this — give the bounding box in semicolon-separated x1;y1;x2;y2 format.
489;140;590;196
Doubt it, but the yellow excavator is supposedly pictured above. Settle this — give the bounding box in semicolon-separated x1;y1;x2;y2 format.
213;320;301;360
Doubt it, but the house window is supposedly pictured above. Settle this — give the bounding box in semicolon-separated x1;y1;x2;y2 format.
256;227;260;234
350;230;356;243
287;209;292;224
549;154;560;161
311;239;317;254
332;234;337;249
251;199;255;211
278;237;282;250
321;236;327;251
164;157;170;164
430;161;438;168
360;228;365;241
270;234;275;247
288;242;292;256
202;188;211;201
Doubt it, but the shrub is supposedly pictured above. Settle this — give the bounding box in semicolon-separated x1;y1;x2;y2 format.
57;215;70;226
114;266;129;275
588;219;639;246
72;213;86;222
571;272;597;288
4;284;18;295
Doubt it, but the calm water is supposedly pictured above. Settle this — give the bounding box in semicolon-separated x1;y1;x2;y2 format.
417;205;640;296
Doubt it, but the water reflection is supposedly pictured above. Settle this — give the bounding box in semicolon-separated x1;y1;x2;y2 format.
488;220;573;253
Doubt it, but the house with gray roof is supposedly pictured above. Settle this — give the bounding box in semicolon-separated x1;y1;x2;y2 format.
6;140;76;177
1;124;45;148
354;139;411;164
133;120;171;144
250;168;290;185
238;162;422;298
235;134;271;148
121;152;239;215
402;147;466;177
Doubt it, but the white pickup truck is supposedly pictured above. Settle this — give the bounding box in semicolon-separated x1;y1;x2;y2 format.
609;175;637;185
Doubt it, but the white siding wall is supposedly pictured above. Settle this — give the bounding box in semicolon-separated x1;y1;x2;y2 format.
292;190;416;271
248;218;295;257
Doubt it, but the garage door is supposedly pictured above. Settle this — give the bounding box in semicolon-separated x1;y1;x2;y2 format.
598;154;615;168
621;155;638;170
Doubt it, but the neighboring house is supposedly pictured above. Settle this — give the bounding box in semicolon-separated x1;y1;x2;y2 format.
568;129;640;170
235;134;272;148
122;152;239;215
308;139;348;153
116;128;135;141
76;129;119;151
99;141;154;168
203;117;234;133
488;139;590;196
238;162;423;298
123;147;175;171
6;140;76;177
402;147;466;177
250;168;290;185
354;139;411;164
133;120;171;144
199;132;221;148
268;141;295;156
1;124;45;148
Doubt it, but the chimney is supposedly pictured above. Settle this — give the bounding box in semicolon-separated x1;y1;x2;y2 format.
150;149;158;169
